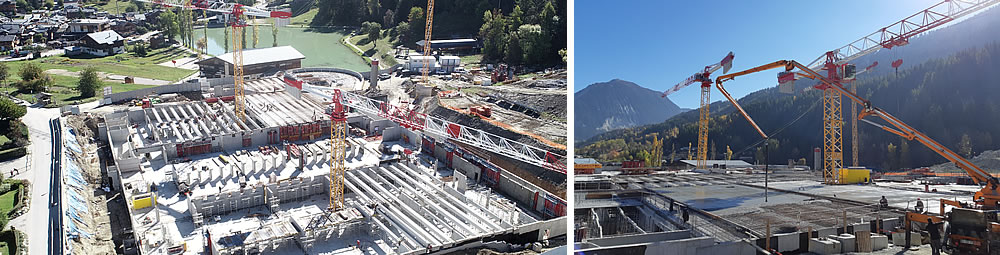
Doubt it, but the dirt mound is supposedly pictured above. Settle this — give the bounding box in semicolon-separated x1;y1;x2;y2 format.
493;92;566;119
929;149;1000;172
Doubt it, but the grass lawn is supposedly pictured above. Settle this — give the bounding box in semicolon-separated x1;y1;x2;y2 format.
8;73;155;107
349;30;399;66
460;54;484;68
6;46;196;82
0;136;7;147
88;0;136;15
0;188;16;214
290;8;319;27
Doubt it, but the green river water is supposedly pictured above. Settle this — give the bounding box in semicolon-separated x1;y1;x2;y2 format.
193;26;370;71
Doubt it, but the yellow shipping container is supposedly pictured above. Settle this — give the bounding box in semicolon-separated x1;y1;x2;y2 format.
838;168;871;184
132;193;156;209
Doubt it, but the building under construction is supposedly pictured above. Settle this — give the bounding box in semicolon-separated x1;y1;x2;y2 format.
97;72;566;254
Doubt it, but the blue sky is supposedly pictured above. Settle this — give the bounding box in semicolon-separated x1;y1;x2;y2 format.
575;0;943;109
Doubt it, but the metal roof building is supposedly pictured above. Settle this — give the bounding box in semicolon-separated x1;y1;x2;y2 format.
196;46;305;78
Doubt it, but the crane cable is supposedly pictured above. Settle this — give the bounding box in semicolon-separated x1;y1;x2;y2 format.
731;94;823;158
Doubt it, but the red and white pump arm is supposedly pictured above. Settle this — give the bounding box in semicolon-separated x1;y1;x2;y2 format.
301;85;568;174
135;0;292;19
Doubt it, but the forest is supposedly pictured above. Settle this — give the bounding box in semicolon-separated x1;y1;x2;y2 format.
311;0;567;66
578;42;1000;172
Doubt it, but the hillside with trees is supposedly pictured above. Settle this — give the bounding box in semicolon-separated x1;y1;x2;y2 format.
578;42;1000;172
313;0;566;66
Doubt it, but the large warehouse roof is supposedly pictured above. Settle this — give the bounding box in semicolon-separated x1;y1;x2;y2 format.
201;46;305;66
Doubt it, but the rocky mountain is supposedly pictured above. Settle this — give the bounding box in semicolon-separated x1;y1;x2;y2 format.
574;79;685;141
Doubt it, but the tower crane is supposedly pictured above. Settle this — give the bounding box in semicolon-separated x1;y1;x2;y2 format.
298;84;567;174
421;0;435;82
660;52;733;170
328;90;348;210
802;0;999;184
715;59;1000;253
692;0;998;183
138;0;292;122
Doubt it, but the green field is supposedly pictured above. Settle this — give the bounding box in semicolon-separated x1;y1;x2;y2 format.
88;0;136;15
10;46;197;82
9;69;156;107
290;8;320;27
0;189;16;214
348;30;399;66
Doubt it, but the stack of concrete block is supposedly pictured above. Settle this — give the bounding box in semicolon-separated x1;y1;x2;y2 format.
774;232;799;252
808;238;841;255
871;234;889;251
890;232;922;247
830;234;856;253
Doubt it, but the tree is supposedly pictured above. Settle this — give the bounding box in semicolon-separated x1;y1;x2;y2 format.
133;42;149;57
383;9;394;27
223;26;230;52
15;63;51;92
271;24;278;47
252;23;259;48
196;37;207;59
669;143;677;164
241;26;247;49
76;67;100;98
407;7;424;45
479;10;508;61
0;62;9;91
887;143;898;171
396;21;410;43
367;0;380;22
362;21;382;47
518;24;550;65
0;97;25;120
959;133;973;158
504;33;522;64
900;139;911;169
509;5;524;29
125;5;138;13
159;9;180;40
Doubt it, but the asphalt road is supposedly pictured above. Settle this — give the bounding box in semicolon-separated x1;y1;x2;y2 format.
48;118;63;255
8;106;60;255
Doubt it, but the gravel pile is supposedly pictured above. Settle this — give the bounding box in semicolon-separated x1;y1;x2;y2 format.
929;149;1000;172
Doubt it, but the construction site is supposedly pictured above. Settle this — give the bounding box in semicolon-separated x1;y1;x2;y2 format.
58;67;567;255
574;1;1000;254
43;0;570;254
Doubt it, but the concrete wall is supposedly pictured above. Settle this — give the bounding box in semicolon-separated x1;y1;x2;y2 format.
191;174;328;217
103;78;216;103
497;168;547;213
644;236;716;255
695;241;758;255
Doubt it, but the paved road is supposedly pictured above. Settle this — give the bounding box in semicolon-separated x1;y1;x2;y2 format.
48;118;63;254
7;106;61;255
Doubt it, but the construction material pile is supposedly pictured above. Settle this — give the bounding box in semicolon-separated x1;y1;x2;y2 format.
63;116;116;255
930;149;1000;173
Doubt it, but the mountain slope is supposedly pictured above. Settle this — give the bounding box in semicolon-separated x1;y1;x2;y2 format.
574;79;685;141
579;42;1000;172
578;5;1000;171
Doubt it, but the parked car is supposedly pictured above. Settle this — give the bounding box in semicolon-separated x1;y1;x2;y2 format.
378;73;390;80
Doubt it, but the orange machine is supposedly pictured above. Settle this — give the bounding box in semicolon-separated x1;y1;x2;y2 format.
715;59;1000;253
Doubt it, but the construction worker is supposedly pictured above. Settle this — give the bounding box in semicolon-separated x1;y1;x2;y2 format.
915;198;924;213
880;196;888;209
682;208;689;223
926;218;942;255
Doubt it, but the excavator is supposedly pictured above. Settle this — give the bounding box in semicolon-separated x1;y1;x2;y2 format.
713;59;1000;254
